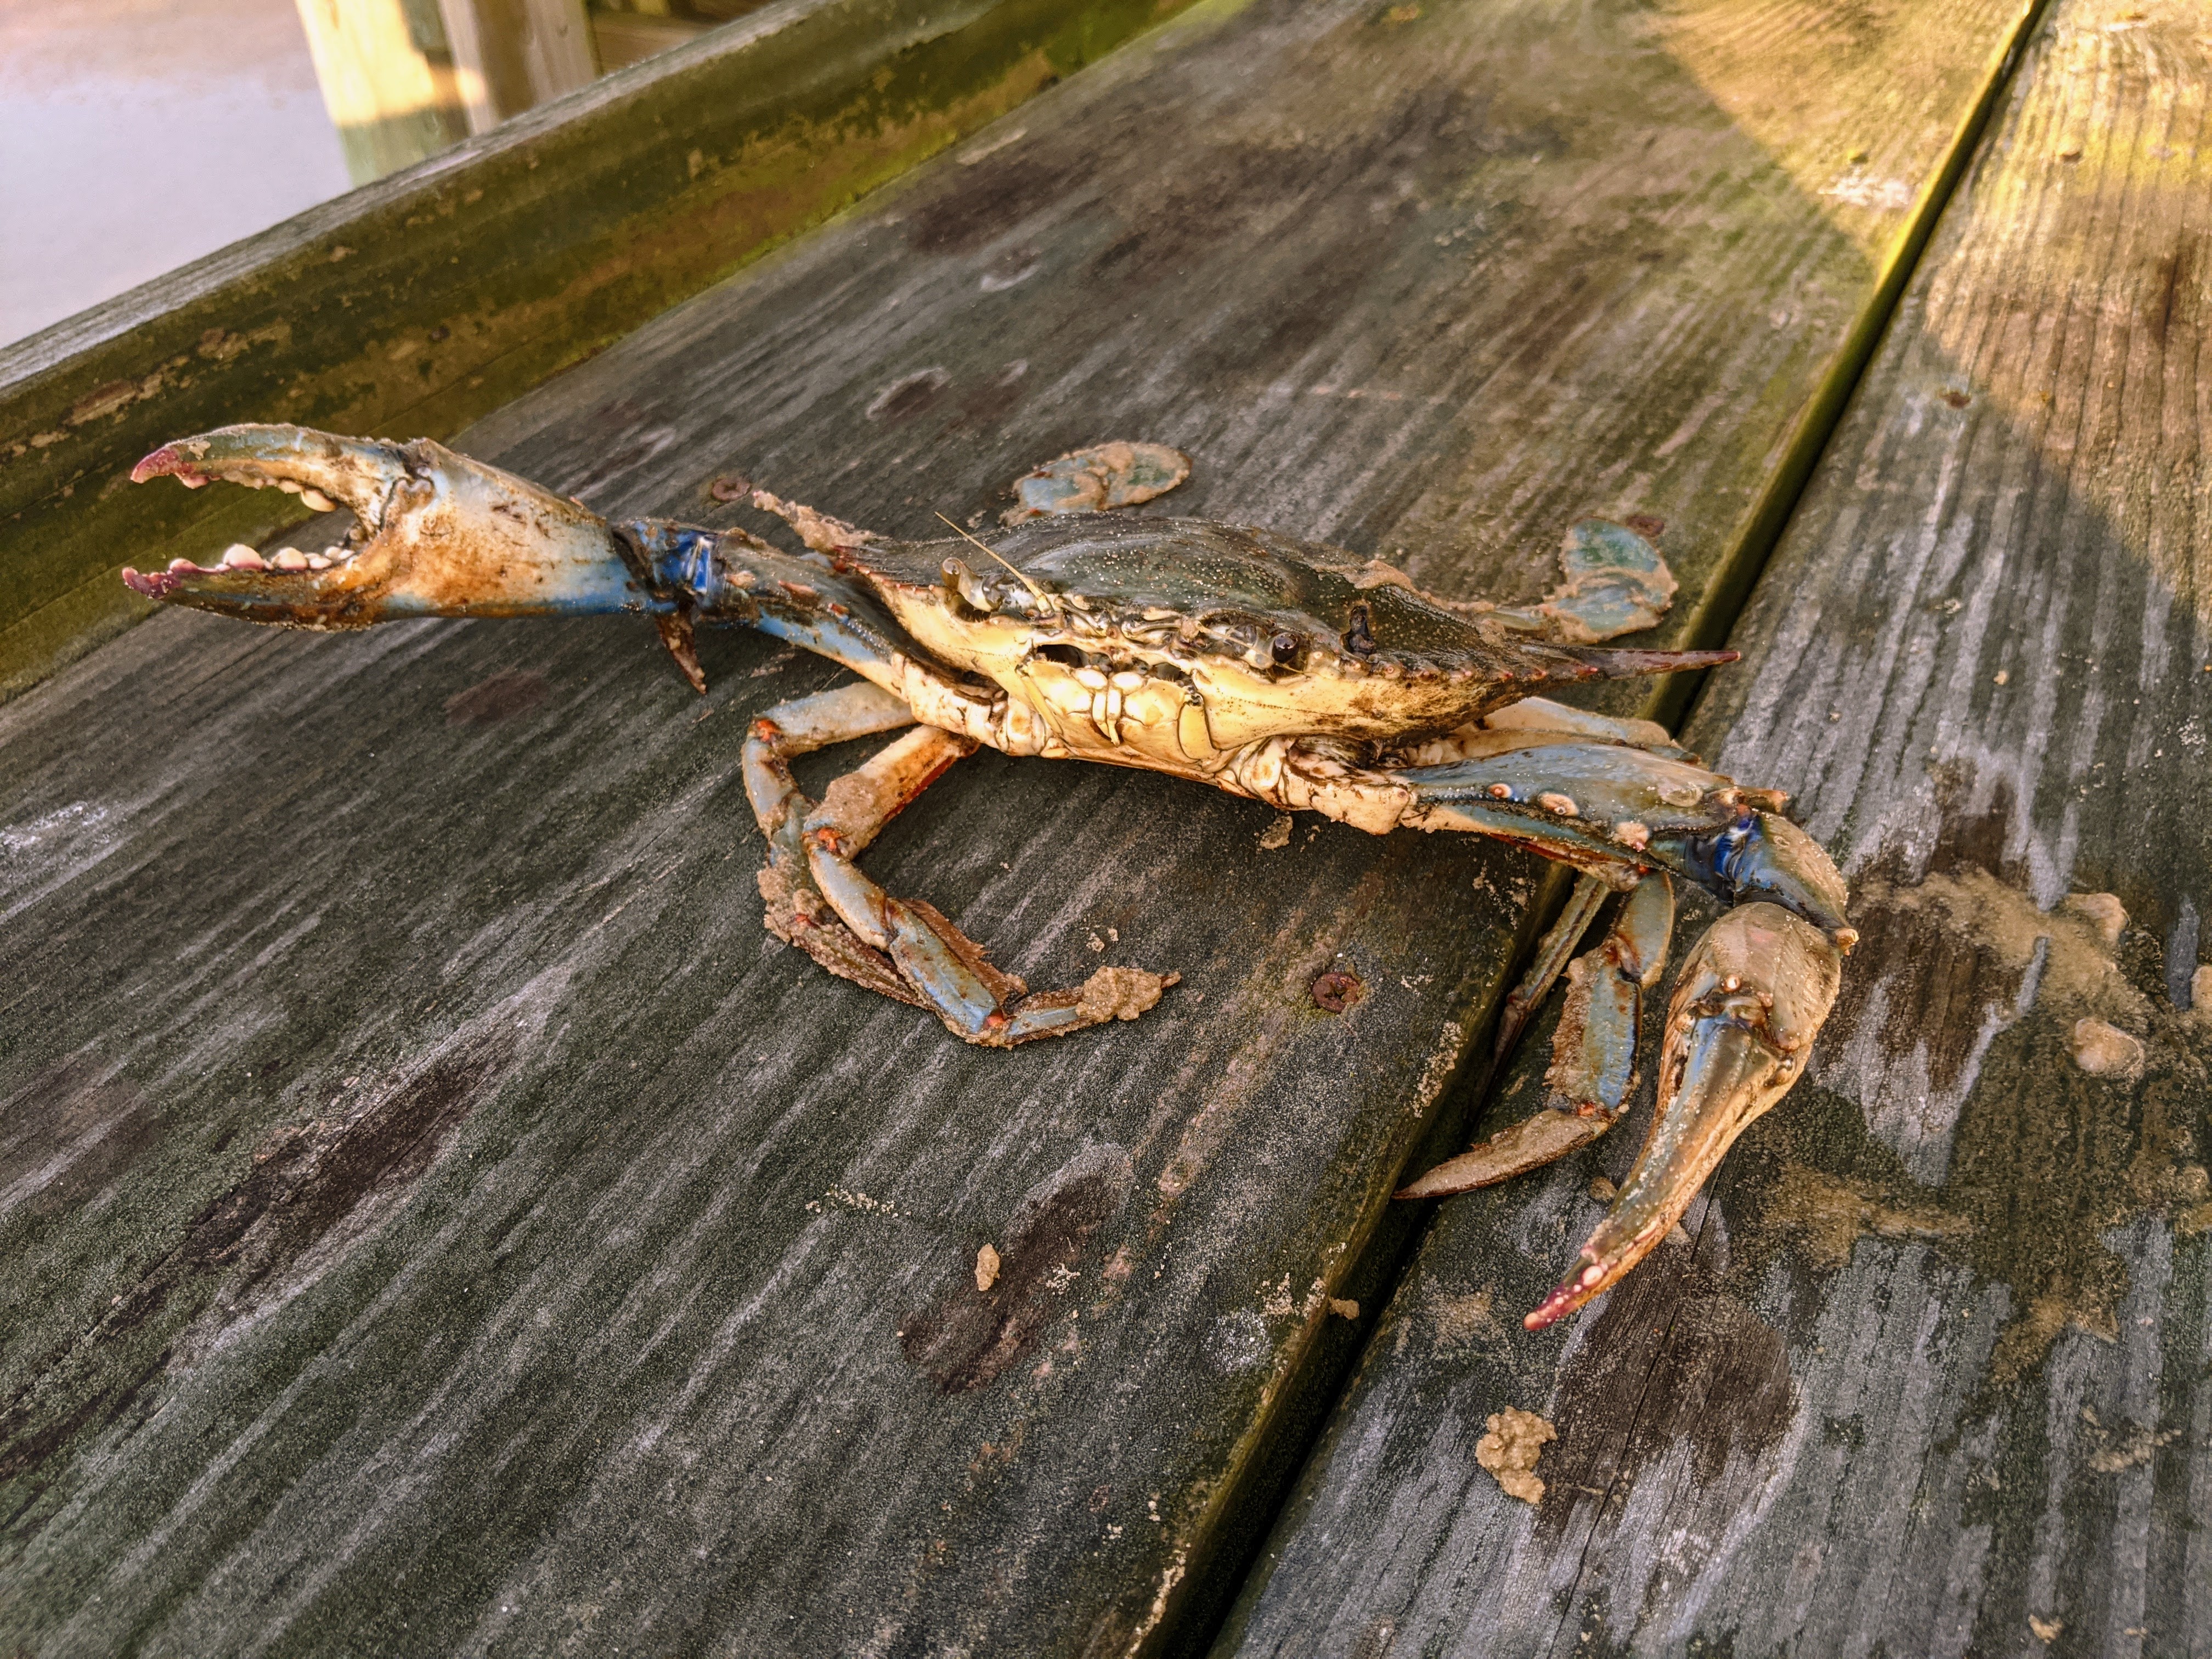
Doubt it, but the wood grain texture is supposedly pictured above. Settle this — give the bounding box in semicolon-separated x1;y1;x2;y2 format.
0;0;2034;1651
0;0;1193;703
1217;3;2212;1654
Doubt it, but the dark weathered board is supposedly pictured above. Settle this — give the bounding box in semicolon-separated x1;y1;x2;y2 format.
1218;2;2212;1653
0;0;2040;1654
0;0;1194;703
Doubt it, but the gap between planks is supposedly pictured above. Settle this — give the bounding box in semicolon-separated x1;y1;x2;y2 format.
1511;0;2066;1645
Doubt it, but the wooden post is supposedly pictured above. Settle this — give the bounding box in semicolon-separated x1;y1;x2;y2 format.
293;0;596;184
291;0;472;184
439;0;599;133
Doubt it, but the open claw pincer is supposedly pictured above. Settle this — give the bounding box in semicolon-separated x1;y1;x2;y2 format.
122;423;652;629
1523;901;1842;1330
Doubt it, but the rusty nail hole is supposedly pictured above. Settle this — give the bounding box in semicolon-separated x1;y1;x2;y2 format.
1938;387;1972;409
710;474;752;503
428;324;450;343
1623;514;1665;538
1312;972;1364;1013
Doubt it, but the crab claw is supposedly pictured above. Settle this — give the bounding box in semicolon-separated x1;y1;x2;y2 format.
1523;902;1842;1330
122;424;645;629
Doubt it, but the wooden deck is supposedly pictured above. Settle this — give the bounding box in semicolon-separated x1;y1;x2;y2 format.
3;0;2207;1654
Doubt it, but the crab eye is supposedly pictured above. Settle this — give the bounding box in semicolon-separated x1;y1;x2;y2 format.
1344;603;1376;656
940;556;998;614
1270;631;1305;669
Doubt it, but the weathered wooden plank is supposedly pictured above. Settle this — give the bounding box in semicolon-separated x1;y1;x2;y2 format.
0;0;2039;1652
0;0;1195;704
1217;3;2212;1654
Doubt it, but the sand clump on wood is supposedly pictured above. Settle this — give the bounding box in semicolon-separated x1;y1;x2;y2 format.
1816;861;2212;1379
1857;872;2137;1009
1475;1406;1557;1504
2069;1017;2145;1079
1853;872;2151;1076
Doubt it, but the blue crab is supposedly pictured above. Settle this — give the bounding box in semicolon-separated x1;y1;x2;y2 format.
121;427;1854;1327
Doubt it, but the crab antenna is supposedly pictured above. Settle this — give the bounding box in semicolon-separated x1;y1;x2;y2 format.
934;511;1062;617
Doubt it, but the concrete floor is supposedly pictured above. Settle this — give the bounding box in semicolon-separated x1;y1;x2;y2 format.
0;0;353;348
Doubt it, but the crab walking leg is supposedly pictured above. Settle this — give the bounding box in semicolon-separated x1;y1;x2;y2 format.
1477;696;1696;758
742;683;939;1007
1398;874;1675;1197
1540;872;1674;1114
743;684;1178;1041
1523;902;1842;1330
800;802;1179;1048
738;681;1178;1046
1492;872;1610;1064
742;682;922;866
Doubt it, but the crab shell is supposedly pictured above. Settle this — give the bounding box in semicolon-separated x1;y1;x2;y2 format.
836;516;1712;774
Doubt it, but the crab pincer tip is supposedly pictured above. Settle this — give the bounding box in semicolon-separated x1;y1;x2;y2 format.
1523;1253;1606;1330
120;566;180;599
130;445;196;486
